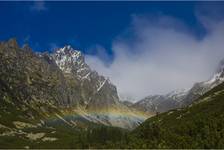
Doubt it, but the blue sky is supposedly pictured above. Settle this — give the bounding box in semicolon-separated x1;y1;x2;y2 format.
1;1;204;54
1;1;224;100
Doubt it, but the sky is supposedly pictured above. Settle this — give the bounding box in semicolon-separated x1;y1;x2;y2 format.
1;1;224;101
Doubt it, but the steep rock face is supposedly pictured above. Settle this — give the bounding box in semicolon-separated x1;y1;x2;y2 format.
51;46;120;110
87;79;119;111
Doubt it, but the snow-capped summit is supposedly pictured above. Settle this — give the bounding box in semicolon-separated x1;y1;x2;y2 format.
51;45;118;94
52;45;88;74
56;45;83;59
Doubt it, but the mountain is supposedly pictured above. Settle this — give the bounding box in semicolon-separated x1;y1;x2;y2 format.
132;89;188;113
119;94;136;102
122;101;134;107
133;59;224;113
50;45;148;128
181;60;224;106
0;38;148;131
126;81;224;149
50;45;120;110
1;38;224;149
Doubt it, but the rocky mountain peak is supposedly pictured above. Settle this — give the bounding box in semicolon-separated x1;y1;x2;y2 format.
56;45;83;60
51;45;119;105
52;45;88;74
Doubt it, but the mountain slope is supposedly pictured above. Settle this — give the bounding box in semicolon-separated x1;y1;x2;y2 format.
127;82;224;149
181;60;224;106
133;89;188;113
1;76;224;148
134;59;224;114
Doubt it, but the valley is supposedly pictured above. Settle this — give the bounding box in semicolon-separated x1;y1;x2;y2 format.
0;38;224;148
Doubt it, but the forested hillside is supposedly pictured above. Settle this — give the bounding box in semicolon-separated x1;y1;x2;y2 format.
127;82;224;149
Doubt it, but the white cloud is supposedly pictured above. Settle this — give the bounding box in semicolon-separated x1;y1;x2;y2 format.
30;1;47;12
86;10;224;101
